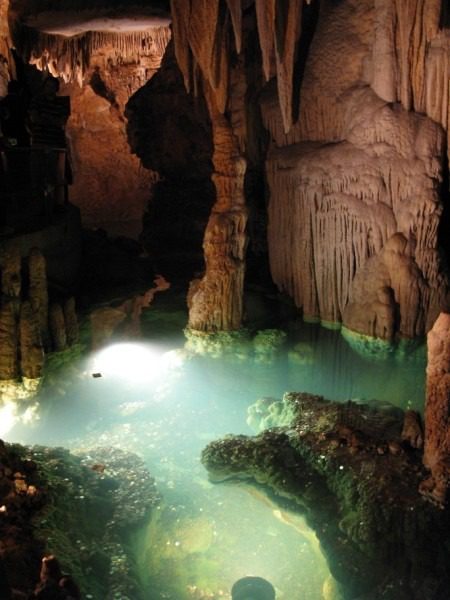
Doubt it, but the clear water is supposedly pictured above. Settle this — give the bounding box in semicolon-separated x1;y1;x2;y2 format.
4;297;426;599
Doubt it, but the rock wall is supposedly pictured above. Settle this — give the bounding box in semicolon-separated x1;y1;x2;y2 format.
422;312;450;507
11;10;171;237
59;31;169;235
262;0;449;340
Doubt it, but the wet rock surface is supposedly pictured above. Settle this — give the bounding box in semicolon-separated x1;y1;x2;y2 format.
201;393;450;600
0;440;159;599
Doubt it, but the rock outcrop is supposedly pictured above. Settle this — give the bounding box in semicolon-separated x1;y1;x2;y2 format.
422;312;450;507
202;393;450;600
262;0;449;340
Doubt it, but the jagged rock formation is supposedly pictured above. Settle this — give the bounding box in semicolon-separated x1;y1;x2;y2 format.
7;1;171;234
187;85;247;331
28;247;48;347
262;0;449;340
202;392;450;599
19;300;44;379
422;312;450;507
0;246;79;399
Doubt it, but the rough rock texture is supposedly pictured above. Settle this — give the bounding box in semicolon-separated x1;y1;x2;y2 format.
0;245;21;299
28;247;48;347
0;246;78;395
0;301;18;380
422;312;450;507
11;6;171;234
0;440;158;599
19;300;44;379
202;393;450;600
187;84;247;331
61;71;159;234
262;0;449;339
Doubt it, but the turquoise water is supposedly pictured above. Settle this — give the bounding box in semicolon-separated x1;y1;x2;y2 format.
4;298;426;599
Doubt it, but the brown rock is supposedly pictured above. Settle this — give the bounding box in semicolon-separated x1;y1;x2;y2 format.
401;410;423;449
187;84;247;332
19;301;44;379
422;312;450;506
0;245;21;299
28;248;49;348
0;301;18;380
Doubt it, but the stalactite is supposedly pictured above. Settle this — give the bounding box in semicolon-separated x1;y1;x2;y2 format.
255;0;276;81
225;0;242;53
187;0;219;88
15;24;171;84
372;0;450;160
170;0;192;91
274;0;302;133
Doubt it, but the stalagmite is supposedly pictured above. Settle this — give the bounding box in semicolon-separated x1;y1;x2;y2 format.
188;85;247;331
421;313;450;507
0;246;21;299
19;301;44;380
28;248;49;348
262;0;448;339
15;25;171;85
0;301;18;380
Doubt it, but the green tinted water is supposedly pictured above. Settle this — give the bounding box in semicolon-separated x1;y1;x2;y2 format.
5;299;426;599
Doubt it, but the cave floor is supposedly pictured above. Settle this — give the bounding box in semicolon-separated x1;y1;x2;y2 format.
5;289;427;599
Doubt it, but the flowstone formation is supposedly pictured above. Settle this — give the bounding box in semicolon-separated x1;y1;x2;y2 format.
262;0;449;341
0;440;159;599
201;393;450;600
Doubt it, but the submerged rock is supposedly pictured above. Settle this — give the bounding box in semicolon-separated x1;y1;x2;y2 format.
202;393;450;600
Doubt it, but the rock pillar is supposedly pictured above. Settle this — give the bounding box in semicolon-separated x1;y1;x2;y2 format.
187;87;247;331
421;312;450;506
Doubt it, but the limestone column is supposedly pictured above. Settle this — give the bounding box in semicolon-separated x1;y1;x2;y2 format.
421;312;450;506
187;85;247;331
28;248;49;348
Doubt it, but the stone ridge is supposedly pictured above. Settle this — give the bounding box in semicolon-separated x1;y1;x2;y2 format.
201;392;450;600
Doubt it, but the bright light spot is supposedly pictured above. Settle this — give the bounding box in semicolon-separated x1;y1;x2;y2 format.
91;343;162;383
0;403;18;437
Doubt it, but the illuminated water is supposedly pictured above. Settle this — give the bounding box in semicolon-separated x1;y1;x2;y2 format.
4;293;426;599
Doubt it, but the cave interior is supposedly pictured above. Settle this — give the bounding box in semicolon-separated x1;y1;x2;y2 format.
0;1;449;599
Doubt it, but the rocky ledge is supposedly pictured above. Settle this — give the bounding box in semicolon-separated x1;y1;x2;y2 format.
201;393;450;600
0;441;159;599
